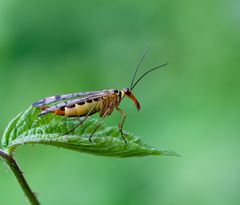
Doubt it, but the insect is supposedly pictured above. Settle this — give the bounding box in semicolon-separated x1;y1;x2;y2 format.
32;50;168;143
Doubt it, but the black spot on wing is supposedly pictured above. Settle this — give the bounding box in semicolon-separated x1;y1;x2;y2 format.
32;95;62;107
55;95;61;100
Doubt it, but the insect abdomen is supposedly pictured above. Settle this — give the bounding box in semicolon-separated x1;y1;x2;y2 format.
54;99;102;117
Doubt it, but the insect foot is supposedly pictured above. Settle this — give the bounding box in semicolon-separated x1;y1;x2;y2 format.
118;125;127;144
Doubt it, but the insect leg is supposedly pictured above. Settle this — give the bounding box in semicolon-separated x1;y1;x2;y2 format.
115;107;127;143
63;103;97;135
89;108;110;142
63;117;88;135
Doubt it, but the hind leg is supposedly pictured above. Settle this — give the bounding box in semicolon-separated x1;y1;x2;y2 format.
88;108;110;142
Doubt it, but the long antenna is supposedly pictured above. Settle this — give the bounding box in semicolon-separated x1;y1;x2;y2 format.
130;45;150;89
131;62;169;90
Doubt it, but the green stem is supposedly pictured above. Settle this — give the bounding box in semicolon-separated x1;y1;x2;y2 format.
0;149;40;205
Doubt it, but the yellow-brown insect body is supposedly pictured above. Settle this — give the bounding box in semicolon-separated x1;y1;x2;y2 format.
51;88;140;118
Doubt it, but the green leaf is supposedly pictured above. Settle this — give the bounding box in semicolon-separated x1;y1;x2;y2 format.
1;106;179;157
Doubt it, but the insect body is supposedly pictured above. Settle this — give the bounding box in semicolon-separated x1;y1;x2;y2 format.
33;88;139;117
32;50;168;143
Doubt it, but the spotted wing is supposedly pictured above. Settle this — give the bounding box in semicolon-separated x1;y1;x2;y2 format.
35;89;116;116
32;90;111;107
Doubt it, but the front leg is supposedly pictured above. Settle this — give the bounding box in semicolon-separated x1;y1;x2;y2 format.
115;107;127;143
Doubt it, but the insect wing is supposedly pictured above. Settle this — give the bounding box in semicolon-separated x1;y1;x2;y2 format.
32;90;109;107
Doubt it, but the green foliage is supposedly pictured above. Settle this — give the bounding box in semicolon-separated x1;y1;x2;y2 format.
1;106;178;157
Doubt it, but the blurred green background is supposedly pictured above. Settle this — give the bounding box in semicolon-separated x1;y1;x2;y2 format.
0;0;239;204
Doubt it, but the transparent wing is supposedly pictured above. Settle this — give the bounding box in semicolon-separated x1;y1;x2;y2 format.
32;90;113;107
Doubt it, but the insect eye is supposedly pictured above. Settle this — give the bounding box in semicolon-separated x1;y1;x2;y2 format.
123;88;131;95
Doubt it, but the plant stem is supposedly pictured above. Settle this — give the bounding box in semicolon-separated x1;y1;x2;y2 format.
0;149;40;205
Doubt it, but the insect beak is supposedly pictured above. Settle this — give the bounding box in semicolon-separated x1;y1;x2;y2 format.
126;92;141;111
